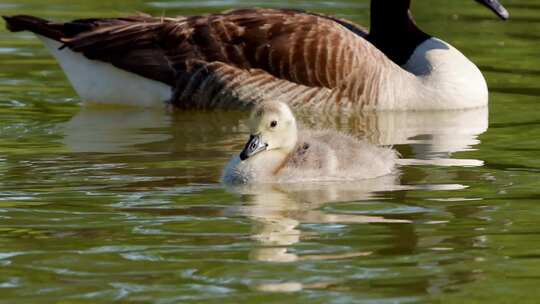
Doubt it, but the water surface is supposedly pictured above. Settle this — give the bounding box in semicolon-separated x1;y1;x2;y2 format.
1;0;540;303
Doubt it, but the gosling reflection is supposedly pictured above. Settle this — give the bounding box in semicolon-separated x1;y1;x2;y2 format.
228;178;411;293
229;175;409;263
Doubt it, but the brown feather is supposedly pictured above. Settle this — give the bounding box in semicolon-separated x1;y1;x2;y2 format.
4;9;394;109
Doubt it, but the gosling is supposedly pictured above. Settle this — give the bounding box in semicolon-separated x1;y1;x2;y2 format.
222;101;398;184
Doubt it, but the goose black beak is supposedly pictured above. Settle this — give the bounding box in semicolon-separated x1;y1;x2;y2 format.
476;0;509;20
239;134;268;161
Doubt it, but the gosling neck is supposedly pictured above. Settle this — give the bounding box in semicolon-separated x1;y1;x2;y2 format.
259;124;299;176
279;122;299;156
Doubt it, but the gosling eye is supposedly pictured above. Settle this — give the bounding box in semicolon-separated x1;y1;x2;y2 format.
270;120;278;128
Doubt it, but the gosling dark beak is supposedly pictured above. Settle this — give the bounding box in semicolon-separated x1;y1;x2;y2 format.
239;134;268;161
476;0;509;20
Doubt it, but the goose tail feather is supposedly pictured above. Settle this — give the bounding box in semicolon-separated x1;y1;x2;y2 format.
3;15;65;41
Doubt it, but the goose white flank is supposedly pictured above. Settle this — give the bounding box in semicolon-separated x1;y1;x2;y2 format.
3;0;508;110
222;101;398;184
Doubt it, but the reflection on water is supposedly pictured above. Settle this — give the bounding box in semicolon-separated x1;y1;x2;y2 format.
63;104;488;158
227;176;488;293
230;177;407;263
58;103;490;295
46;103;491;296
59;104;490;266
61;107;173;153
301;106;488;166
62;106;246;153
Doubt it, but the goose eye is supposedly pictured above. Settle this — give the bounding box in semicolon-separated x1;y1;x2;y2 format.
270;120;277;128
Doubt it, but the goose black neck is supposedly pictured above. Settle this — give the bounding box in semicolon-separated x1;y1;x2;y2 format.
367;0;431;66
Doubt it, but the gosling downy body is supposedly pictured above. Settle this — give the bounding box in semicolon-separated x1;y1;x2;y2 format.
222;101;398;184
3;0;508;110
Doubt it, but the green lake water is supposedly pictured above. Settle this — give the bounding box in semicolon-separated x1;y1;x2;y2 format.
0;0;539;303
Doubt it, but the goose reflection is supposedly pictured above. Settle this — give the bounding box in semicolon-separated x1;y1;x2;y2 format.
60;106;174;153
297;106;488;167
61;105;487;161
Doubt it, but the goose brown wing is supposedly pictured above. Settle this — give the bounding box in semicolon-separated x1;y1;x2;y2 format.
61;8;370;91
3;14;178;85
59;15;176;85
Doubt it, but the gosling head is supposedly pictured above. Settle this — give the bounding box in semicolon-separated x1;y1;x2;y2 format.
239;101;298;161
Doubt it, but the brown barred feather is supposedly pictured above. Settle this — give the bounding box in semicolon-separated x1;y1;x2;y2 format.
4;9;398;110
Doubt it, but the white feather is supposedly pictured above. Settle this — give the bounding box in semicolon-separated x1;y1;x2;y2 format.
396;38;488;110
38;35;172;107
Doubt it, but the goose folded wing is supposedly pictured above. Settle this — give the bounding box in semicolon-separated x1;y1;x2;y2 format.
60;15;177;85
61;8;371;91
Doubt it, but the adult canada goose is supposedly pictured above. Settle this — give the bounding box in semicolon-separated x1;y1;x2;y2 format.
3;0;508;110
222;101;398;184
